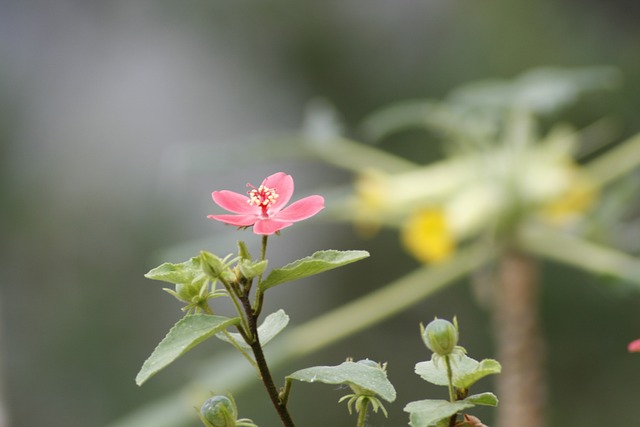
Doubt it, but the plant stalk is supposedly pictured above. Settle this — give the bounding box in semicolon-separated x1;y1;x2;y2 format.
356;399;369;427
240;293;295;427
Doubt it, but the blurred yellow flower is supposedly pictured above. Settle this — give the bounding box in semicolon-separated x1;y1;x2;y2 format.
541;169;598;225
401;208;455;263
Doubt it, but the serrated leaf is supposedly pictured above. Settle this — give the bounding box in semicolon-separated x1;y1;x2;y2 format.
136;314;240;386
404;399;474;427
287;360;396;402
415;355;501;389
259;250;369;291
145;257;202;285
465;392;498;407
216;309;289;349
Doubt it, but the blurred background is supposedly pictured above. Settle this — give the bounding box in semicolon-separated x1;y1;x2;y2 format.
1;1;640;426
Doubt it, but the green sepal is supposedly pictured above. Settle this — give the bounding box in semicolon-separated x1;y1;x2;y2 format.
287;360;396;402
216;309;289;349
415;354;501;389
259;250;370;291
145;257;203;285
136;314;241;386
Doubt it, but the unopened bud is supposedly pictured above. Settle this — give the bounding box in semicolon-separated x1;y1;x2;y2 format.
422;318;458;356
200;395;237;427
200;251;225;278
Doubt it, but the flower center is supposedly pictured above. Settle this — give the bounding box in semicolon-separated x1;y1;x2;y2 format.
247;185;279;215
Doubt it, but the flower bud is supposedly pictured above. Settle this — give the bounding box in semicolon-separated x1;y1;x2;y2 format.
200;251;226;278
175;282;199;301
422;318;458;356
200;395;237;427
238;259;268;281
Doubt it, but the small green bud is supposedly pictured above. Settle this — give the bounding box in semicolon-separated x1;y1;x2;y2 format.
200;395;237;427
237;240;252;260
175;282;199;301
200;251;226;278
238;259;268;281
422;318;458;356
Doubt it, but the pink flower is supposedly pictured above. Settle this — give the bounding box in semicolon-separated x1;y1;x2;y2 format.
629;339;640;353
207;172;325;235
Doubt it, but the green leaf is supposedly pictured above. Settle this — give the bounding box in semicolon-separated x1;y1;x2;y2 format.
465;392;499;407
259;250;369;291
216;309;289;349
415;355;501;389
136;314;241;386
404;399;474;427
145;257;202;285
287;360;396;402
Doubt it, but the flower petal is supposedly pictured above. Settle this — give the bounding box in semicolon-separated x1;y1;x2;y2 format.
628;339;640;353
262;172;294;213
212;190;257;214
253;218;294;235
274;195;325;222
207;214;257;226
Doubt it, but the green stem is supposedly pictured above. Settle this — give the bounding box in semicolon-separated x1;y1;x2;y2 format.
444;355;455;403
253;235;269;317
219;277;252;338
444;355;458;427
356;399;369;427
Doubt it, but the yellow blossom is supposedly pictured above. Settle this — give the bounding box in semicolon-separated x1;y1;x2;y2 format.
402;208;455;263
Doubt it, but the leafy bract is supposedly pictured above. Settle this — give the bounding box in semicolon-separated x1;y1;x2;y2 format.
216;309;289;349
145;257;203;285
259;250;369;291
136;314;240;386
404;393;498;427
465;392;498;407
287;360;396;402
415;354;501;389
404;399;474;427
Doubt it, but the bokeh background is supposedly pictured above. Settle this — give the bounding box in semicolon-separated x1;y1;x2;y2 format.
2;1;640;426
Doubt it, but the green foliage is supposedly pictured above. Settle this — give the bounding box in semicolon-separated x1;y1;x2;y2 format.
404;399;476;427
258;250;370;291
415;355;501;389
145;256;204;285
405;318;500;427
136;314;241;385
216;309;289;350
287;360;396;403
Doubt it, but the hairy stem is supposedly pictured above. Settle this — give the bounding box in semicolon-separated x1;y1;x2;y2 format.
240;293;295;427
356;399;369;427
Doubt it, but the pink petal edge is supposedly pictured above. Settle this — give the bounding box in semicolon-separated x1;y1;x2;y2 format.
629;338;640;353
275;195;325;221
207;214;258;226
253;218;294;235
212;190;257;215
